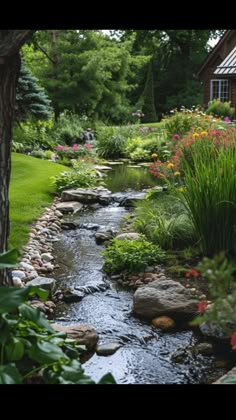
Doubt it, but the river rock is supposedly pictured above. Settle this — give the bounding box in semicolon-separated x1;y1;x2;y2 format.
192;343;214;355
96;342;121;356
19;262;35;272
133;279;198;319
95;229;115;244
94;165;113;171
199;321;230;340
55;201;83;214
61;187;112;205
115;232;141;241
41;253;54;262
120;193;146;207
61;221;78;230
152;316;175;330
12;277;25;288
63;288;85;302
26;276;56;294
12;270;26;280
52;324;98;350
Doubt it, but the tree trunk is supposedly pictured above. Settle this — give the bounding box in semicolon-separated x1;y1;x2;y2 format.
50;30;60;122
0;53;21;286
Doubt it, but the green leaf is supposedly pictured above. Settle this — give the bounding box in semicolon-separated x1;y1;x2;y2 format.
0;286;48;314
0;249;19;269
19;304;54;332
5;338;24;361
27;286;48;302
0;364;22;384
0;287;31;314
98;372;116;384
58;360;95;384
28;341;68;364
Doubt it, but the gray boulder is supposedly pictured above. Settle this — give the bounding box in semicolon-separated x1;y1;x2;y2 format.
55;201;83;214
133;279;198;319
115;232;141;241
26;276;56;294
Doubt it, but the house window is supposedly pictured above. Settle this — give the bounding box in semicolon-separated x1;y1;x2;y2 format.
210;79;229;102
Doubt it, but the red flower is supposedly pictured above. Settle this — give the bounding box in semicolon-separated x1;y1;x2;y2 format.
230;332;236;350
198;301;208;314
185;269;200;278
191;269;200;278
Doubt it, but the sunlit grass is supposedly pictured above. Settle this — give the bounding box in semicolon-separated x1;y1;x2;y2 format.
9;153;71;251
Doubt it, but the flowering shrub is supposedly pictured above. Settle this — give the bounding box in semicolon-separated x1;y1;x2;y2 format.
162;106;220;141
206;98;234;119
55;144;93;160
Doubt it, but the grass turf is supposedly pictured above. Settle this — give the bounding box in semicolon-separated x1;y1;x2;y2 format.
9;153;71;251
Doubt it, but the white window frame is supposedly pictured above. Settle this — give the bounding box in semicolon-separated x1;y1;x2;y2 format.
210;79;230;102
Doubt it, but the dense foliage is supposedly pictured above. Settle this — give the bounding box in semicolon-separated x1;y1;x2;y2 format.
102;237;165;274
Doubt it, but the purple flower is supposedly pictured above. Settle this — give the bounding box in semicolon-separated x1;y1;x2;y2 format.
224;116;231;123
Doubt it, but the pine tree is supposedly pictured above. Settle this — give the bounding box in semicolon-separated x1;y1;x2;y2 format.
15;61;52;121
142;60;157;123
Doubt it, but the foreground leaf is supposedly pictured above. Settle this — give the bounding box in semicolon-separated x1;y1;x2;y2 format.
0;364;22;384
98;372;116;384
0;249;19;269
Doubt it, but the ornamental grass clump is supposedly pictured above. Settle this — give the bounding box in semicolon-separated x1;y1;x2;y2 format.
179;138;236;256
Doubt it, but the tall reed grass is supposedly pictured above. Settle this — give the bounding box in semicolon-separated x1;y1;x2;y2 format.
180;139;236;256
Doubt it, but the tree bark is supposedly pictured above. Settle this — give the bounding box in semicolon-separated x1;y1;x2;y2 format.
0;30;35;286
50;30;60;121
0;53;20;285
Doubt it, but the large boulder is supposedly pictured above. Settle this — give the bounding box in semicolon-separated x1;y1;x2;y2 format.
61;187;112;205
55;201;83;214
133;279;198;319
26;276;56;294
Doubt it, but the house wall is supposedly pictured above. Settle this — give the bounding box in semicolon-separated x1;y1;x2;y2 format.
199;31;236;108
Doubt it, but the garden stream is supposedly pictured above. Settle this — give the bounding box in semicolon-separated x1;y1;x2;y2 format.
53;164;230;384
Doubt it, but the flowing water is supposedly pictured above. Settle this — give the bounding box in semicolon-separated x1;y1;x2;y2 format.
53;165;230;384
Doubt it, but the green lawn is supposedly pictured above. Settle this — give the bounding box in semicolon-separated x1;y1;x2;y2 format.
9;153;71;251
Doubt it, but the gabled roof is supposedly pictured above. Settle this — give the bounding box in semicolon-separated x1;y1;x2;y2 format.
214;46;236;75
197;30;233;78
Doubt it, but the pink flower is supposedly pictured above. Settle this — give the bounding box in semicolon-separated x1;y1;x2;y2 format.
224;116;231;123
84;143;92;149
198;301;208;314
72;144;78;149
55;145;66;151
173;134;180;140
230;332;236;350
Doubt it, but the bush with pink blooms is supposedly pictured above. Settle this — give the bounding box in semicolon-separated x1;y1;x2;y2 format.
55;144;93;160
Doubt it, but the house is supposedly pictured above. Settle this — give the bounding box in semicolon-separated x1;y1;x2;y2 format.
197;30;236;110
